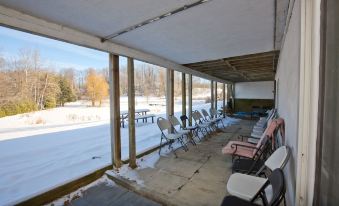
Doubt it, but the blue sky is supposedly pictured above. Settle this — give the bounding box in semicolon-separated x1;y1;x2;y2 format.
0;26;114;70
0;26;206;81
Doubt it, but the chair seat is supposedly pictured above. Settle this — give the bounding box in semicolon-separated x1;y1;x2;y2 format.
167;133;181;140
255;122;265;127
206;119;217;124
198;123;210;128
177;130;190;135
185;125;197;130
253;126;265;132
227;173;267;201
221;195;259;206
247;137;259;144
222;141;256;158
211;117;222;122
232;158;265;174
251;132;262;139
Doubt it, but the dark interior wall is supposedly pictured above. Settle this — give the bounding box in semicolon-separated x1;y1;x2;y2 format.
234;99;274;112
314;0;339;205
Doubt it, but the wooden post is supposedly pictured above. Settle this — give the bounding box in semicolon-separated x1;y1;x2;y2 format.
182;73;186;127
210;81;214;110
166;69;174;118
222;83;226;118
109;54;121;168
188;74;193;126
214;81;218;111
171;71;174;116
127;57;137;169
232;83;235;111
227;84;232;101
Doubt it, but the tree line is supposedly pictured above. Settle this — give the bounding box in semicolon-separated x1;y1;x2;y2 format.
0;49;109;117
0;48;211;117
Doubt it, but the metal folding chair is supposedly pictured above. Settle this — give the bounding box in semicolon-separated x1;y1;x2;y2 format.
157;117;188;157
168;115;196;146
180;114;201;142
192;111;212;138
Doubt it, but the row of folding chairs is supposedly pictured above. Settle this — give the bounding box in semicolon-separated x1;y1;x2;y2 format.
157;108;227;157
221;116;290;206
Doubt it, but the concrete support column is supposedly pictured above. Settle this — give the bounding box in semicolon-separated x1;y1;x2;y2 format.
127;57;137;169
109;54;121;168
222;83;226;118
188;74;193;126
181;73;186;127
166;69;174;118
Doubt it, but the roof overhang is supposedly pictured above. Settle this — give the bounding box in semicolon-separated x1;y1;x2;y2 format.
0;0;289;83
184;50;279;82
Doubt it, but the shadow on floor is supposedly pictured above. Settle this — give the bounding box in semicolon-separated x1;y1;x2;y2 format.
106;120;255;206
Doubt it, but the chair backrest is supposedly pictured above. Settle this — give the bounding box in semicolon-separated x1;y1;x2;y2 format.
201;109;210;119
168;115;181;127
263;109;276;127
267;169;286;206
209;108;218;117
252;169;286;206
191;111;198;120
180;115;188;122
265;146;290;171
180;114;190;126
253;135;271;157
192;110;202;123
157;117;171;132
253;120;278;156
195;110;204;120
168;115;183;132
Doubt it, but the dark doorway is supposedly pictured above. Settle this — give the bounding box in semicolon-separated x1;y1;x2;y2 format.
314;0;339;205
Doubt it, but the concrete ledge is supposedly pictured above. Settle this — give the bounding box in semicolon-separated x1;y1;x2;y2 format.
106;170;178;206
17;165;112;206
16;143;169;206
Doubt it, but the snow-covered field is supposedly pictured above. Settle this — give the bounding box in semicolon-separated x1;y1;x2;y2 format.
0;96;234;206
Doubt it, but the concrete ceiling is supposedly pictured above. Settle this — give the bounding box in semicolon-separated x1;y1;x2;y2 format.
0;0;275;64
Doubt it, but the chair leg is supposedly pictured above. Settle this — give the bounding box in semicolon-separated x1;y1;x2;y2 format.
189;133;197;145
194;130;201;141
159;136;163;155
179;136;188;151
283;195;286;206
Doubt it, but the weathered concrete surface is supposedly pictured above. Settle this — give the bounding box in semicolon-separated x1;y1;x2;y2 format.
70;183;160;206
107;120;254;206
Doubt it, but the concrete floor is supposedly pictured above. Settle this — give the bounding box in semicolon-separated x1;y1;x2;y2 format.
70;183;161;206
107;120;255;206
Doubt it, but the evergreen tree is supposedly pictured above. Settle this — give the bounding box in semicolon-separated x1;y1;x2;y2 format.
57;77;76;106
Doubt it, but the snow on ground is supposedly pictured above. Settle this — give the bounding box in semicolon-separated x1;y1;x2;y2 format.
0;96;237;206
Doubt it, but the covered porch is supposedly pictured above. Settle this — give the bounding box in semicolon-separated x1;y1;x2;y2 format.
0;0;326;205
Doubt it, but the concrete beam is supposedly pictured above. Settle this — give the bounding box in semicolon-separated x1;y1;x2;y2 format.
0;5;231;84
